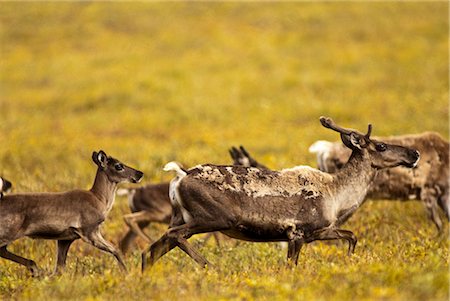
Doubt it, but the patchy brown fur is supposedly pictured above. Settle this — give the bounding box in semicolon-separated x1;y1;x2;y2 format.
142;117;420;270
119;146;266;254
191;165;331;199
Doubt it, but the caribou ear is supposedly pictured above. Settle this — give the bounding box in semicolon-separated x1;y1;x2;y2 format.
341;132;366;150
229;146;239;164
92;150;108;169
92;151;98;164
341;133;355;149
349;133;363;150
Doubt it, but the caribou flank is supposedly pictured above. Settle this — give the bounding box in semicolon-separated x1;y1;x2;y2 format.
118;146;267;254
0;150;143;276
309;132;449;232
141;117;420;270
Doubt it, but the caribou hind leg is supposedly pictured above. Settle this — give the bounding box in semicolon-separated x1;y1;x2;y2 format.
422;194;443;234
309;228;357;255
142;233;178;271
123;211;162;245
119;219;150;254
143;221;228;270
0;245;39;277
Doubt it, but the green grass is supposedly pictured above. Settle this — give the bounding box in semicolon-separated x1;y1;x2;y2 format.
0;2;448;300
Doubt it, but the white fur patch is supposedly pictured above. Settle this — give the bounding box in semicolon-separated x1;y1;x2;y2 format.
324;181;369;224
280;165;317;173
412;153;420;168
168;170;192;223
105;189;117;215
308;140;334;154
116;188;130;196
0;178;3;191
239;157;251;167
164;161;187;177
165;161;193;222
309;141;334;172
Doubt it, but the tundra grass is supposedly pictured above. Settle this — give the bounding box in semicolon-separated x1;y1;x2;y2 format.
0;2;448;301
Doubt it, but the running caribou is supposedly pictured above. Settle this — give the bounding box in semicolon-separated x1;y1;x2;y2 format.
0;151;143;276
309;132;449;232
141;117;420;270
118;146;267;254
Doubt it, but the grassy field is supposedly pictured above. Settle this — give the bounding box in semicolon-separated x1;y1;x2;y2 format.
0;2;448;300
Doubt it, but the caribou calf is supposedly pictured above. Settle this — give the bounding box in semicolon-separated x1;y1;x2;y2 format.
0;150;143;276
118;146;267;254
141;117;420;270
0;177;12;199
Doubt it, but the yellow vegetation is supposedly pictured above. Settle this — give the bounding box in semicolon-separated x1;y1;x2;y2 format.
0;2;448;300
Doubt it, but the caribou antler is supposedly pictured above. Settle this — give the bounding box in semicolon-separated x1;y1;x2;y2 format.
320;116;372;139
365;124;372;139
320;116;353;135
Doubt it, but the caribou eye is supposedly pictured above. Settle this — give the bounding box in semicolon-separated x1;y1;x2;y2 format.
376;143;387;152
114;164;124;171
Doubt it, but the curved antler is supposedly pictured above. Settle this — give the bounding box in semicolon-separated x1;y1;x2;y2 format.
320;116;373;139
319;116;353;135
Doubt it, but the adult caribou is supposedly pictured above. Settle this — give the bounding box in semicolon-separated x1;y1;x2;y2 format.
309;133;449;233
141;117;420;270
118;146;267;254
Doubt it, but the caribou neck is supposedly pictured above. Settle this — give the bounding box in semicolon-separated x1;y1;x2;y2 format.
330;150;377;214
90;168;117;213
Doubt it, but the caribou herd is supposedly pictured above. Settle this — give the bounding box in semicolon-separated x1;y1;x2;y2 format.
0;117;447;276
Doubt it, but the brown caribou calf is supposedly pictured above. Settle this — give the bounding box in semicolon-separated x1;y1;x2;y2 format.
0;151;143;276
309;132;449;232
141;117;420;270
118;146;267;254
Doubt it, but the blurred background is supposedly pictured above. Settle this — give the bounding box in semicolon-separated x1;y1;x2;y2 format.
1;2;447;189
0;2;448;300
